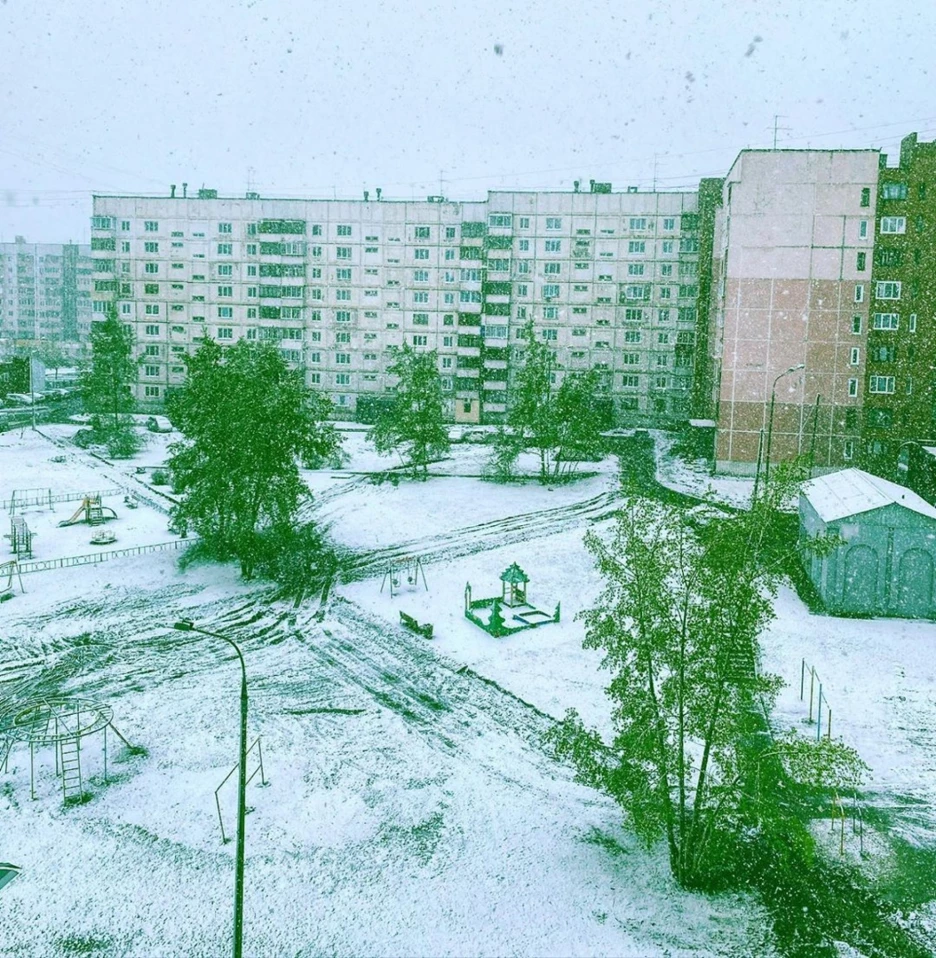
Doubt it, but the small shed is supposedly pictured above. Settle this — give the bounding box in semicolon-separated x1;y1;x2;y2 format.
799;468;936;619
500;563;529;607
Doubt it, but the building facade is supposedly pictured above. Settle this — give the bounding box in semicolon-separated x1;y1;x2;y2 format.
0;237;93;358
703;149;879;475
861;133;936;477
90;186;702;424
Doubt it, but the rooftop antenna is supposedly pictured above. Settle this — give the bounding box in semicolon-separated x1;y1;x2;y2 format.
652;153;659;191
771;114;791;150
247;166;256;194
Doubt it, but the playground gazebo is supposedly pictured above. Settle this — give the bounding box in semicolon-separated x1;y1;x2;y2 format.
500;563;529;607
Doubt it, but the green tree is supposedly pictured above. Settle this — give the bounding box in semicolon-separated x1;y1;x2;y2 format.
503;322;606;483
80;304;139;456
546;473;820;888
369;343;449;479
167;338;343;578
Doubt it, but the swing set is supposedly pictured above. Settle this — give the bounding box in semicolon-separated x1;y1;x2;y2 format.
380;555;428;597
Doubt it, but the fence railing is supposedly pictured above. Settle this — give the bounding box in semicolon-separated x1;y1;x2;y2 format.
17;538;191;575
3;488;125;513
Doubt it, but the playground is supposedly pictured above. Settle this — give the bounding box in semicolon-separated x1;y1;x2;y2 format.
0;431;183;586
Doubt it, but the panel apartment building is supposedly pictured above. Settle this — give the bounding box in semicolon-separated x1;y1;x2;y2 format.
698;149;880;475
90;187;702;424
0;237;93;358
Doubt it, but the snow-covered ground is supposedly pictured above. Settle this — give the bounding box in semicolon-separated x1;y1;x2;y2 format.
653;431;755;509
0;427;776;957
3;424;934;955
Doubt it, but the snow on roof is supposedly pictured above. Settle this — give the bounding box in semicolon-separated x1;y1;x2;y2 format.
500;562;529;584
801;468;936;523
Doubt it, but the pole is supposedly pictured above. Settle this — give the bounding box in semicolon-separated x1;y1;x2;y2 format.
808;667;815;723
816;685;823;741
808;394;821;476
753;428;765;502
173;620;247;958
799;658;805;700
765;387;777;490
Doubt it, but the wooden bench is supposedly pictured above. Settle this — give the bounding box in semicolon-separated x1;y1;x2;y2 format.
400;611;433;640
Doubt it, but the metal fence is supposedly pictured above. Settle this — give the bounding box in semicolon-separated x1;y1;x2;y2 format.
3;488;125;513
17;538;191;575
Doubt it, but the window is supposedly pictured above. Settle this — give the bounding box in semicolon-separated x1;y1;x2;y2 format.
678;284;698;299
218;222;232;234
881;182;908;200
625;308;644;321
414;248;430;260
412;334;428;346
517;261;530;274
628;218;647;231
144;386;160;398
145;324;160;335
309;352;321;364
144;283;159;294
144;221;159;232
336;246;352;259
489;214;512;228
488;258;509;271
843;440;854;461
335;310;352;323
541;328;557;341
854;284;864;303
906;377;913;395
876;248;902;267
657;332;669;344
336;268;352;281
413;269;429;282
628;240;646;254
909;313;917;332
545;217;562;230
144;304;160;316
121;302;132;315
337;225;352;236
217;243;233;254
414;226;430;239
627;264;645;276
872;312;899;330
247;244;257;255
875;281;901;300
543;306;558;319
622;353;640;366
860;188;870;207
119;219;130;231
442;356;453;368
217;327;233;340
444;248;456;261
544;262;561;275
335;372;351;386
144;241;159;254
145;262;159;274
443;335;454;347
144;344;160;356
623;285;650;300
217;306;233;318
856;252;866;271
658;308;671;322
622;374;639;388
545;239;561;253
869;376;895;394
852;315;862;334
880;217;906;234
217;264;233;277
217;285;232;297
335;331;351;344
445;227;456;240
412;313;429;325
850;347;860;365
624;330;641;343
847;378;858;398
443;292;455;304
335;289;351;301
519;217;530;229
309;372;321;385
335;353;351;365
543;284;560;299
859;220;868;239
519;239;530;251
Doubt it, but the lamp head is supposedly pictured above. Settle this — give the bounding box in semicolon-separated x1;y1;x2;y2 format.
173;619;195;632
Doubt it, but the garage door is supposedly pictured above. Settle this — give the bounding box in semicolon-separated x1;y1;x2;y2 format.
895;548;934;618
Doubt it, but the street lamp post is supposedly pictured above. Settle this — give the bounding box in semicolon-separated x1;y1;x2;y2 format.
173;619;248;958
764;363;806;490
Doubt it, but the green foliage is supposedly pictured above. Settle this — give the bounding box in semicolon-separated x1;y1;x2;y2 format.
369;344;449;479
166;338;343;578
482;427;524;482
546;489;789;887
488;598;506;636
775;731;870;794
105;420;142;459
81;303;136;437
504;321;605;483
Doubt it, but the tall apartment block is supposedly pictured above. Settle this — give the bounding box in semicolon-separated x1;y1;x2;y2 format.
90;187;702;424
699;149;880;475
861;133;936;476
0;237;93;358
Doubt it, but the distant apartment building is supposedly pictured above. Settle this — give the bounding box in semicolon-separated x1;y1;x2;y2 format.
0;237;93;357
701;149;879;475
90;186;702;423
861;133;936;477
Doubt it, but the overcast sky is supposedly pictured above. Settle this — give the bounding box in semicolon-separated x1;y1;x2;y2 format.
2;0;935;243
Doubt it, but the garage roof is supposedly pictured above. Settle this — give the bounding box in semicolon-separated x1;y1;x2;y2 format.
802;468;936;523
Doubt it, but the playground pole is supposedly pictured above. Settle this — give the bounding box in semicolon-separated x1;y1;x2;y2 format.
174;619;248;958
